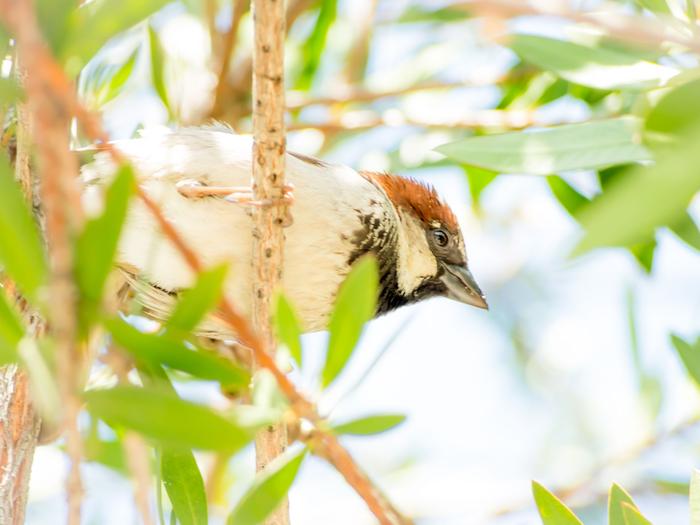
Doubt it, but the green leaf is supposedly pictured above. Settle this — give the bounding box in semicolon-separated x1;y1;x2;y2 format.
0;288;24;364
80;47;139;109
227;449;306;525
622;503;653;525
547;176;589;216
509;34;677;90
0;77;24;104
83;436;127;473
84;385;254;451
463;165;498;207
273;293;303;367
396;5;468;23
635;0;671;14
296;0;338;90
628;238;656;274
63;0;172;70
532;481;584;525
332;414;406;436
322;255;378;387
670;334;700;388
645;78;700;147
670;212;700;251
608;483;637;525
75;166;134;318
0;153;48;301
148;24;170;114
165;264;228;335
161;448;207;525
105;317;250;390
690;469;700;525
36;0;75;55
573;129;700;254
436;118;650;175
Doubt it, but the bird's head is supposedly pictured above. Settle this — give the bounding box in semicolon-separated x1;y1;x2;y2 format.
361;172;488;311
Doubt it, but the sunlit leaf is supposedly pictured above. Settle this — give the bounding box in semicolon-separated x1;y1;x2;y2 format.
80;47;139;109
105;317;250;390
547;176;589;216
36;0;75;55
332;414;406;436
226;449;306;525
18;338;61;426
436;118;650;175
165;264;228;335
691;469;700;525
0;153;47;301
670;212;700;251
573;128;700;254
0;288;23;364
670;333;700;388
396;5;469;23
0;77;24;104
509;34;678;90
75;166;134;325
84;436;127;473
273;293;303;367
84;385;254;451
296;0;337;90
635;0;671;14
463;165;497;208
161;448;207;525
532;481;583;525
322;255;378;387
621;503;653;525
148;24;170;113
609;483;637;525
628;239;656;274
645;77;700;147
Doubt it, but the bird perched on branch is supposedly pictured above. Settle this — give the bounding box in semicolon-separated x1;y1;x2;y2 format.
82;127;487;337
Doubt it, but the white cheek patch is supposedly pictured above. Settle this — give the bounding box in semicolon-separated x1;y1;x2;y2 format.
396;215;438;294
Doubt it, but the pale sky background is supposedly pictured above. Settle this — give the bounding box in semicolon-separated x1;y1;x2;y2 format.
24;0;700;524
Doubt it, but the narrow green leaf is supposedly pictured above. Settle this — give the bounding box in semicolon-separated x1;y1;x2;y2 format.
0;288;24;364
18;338;61;427
609;484;637;525
635;0;671;14
670;212;700;251
436;118;650;175
148;24;170;114
690;469;700;525
509;34;677;90
273;293;303;367
332;414;406;436
622;503;653;525
322;255;378;387
547;176;589;216
532;481;584;525
670;334;700;388
75;166;134;306
36;0;75;55
227;449;306;525
83;437;127;473
105;317;250;390
0;153;47;300
645;78;700;147
80;47;139;109
573;129;700;254
629;239;657;274
161;448;207;525
463;165;497;207
296;0;337;90
396;5;470;23
84;385;254;451
166;264;228;334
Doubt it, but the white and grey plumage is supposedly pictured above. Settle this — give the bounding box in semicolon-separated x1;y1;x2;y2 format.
82;127;486;337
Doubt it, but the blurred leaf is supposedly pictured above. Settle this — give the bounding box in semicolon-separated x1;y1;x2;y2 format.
80;47;139;109
18;338;61;426
0;153;47;301
628;239;656;274
252;369;287;414
609;483;637;525
463;165;497;207
635;0;671;14
436;118;650;175
322;255;378;387
36;0;75;55
574;128;700;254
332;414;406;436
64;0;172;70
273;293;303;367
226;449;306;525
84;437;127;473
621;503;653;525
148;24;170;113
297;0;337;90
509;34;677;90
0;77;24;104
105;317;250;390
645;78;700;147
84;385;254;451
396;5;468;23
0;288;22;364
165;264;228;335
652;477;689;495
532;481;583;525
547;176;589;216
75;166;134;325
161;448;207;525
670;333;700;388
670;212;700;250
691;469;700;525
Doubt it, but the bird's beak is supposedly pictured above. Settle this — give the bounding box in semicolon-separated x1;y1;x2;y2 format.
440;263;488;310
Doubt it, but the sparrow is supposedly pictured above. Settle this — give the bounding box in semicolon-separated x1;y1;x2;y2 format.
81;126;487;337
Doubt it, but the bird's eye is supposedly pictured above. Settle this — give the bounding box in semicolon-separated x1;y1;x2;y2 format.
432;229;449;247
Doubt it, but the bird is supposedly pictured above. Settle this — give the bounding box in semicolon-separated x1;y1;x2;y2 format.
81;126;487;337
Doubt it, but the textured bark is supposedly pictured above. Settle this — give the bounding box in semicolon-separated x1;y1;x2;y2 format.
250;0;289;524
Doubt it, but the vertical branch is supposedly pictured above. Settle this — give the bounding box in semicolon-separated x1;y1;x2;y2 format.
251;1;289;525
